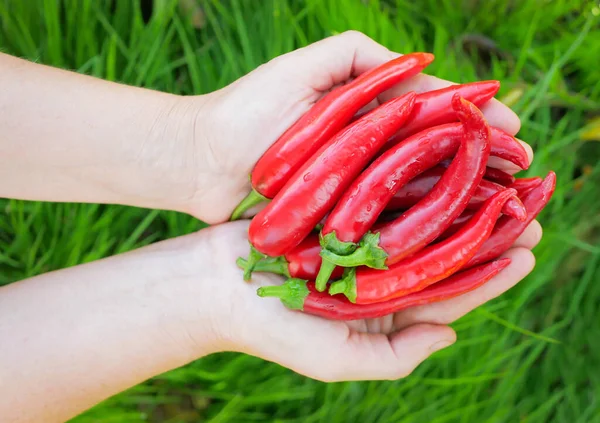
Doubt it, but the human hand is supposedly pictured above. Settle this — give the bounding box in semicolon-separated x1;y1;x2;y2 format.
176;31;531;223
193;219;541;381
0;216;542;423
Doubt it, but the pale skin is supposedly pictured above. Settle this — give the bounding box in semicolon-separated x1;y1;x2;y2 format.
0;31;542;423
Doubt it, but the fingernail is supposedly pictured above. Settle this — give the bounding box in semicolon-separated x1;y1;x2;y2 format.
429;340;454;353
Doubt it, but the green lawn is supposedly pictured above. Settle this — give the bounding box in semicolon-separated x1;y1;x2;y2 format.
1;0;600;422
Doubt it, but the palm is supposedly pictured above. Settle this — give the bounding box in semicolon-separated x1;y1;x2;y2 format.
192;37;527;223
208;220;538;381
190;32;541;381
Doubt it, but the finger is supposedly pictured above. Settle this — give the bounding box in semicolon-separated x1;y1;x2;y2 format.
378;73;521;136
393;248;535;330
511;220;543;250
330;323;456;381
487;139;534;173
267;30;399;93
255;319;455;382
243;272;455;381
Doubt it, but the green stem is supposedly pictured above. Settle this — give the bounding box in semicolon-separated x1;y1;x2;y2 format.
237;256;290;278
256;278;310;310
320;246;371;267
320;232;388;269
242;245;268;281
320;231;357;255
257;284;290;298
230;189;268;221
314;259;337;292
328;269;358;303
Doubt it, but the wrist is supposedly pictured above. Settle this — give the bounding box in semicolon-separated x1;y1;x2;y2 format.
142;226;242;356
143;92;242;223
123;93;208;216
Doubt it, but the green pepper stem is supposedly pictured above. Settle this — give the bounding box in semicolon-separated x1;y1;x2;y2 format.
238;256;290;278
230;189;268;221
314;259;337;292
321;246;370;267
257;284;290;298
328;269;358;303
241;245;268;281
327;279;348;296
256;278;310;310
320;230;357;255
236;257;249;270
320;232;388;270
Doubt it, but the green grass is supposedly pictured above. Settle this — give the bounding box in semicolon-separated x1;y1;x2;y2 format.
1;0;600;422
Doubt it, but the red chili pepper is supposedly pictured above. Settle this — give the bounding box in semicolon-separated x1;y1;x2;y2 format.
437;210;476;241
466;171;556;268
352;80;499;130
509;177;544;197
485;167;516;185
385;165;527;220
436;178;542;242
316;96;493;289
237;235;343;280
257;258;511;320
387;81;500;146
327;188;516;304
317;123;527;257
316;125;528;288
248;92;417;258
230;53;435;220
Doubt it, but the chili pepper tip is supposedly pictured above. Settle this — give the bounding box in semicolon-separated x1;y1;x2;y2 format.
257;278;310;311
452;94;481;121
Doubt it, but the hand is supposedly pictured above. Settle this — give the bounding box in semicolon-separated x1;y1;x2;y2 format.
0;218;542;423
199;219;541;381
179;30;530;223
173;31;541;380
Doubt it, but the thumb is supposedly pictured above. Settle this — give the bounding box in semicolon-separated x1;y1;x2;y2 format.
331;323;457;381
265;30;399;92
255;317;456;382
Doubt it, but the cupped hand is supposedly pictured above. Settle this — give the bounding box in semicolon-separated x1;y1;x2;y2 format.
183;30;530;223
178;31;541;381
197;219;541;382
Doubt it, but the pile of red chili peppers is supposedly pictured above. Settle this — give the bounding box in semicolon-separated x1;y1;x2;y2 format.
233;53;556;321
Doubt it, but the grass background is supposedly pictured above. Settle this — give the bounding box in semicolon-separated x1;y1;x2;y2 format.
1;0;600;421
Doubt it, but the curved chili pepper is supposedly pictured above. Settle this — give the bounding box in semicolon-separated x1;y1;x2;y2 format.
485;167;516;185
466;171;556;268
317;124;527;255
327;188;516;304
237;235;343;280
315;96;493;289
248;92;417;258
230;53;434;220
257;258;511;320
385;165;527;220
352;80;499;129
437;210;476;241
315;124;528;288
387;81;500;146
436;177;542;242
239;178;543;284
509;176;544;197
